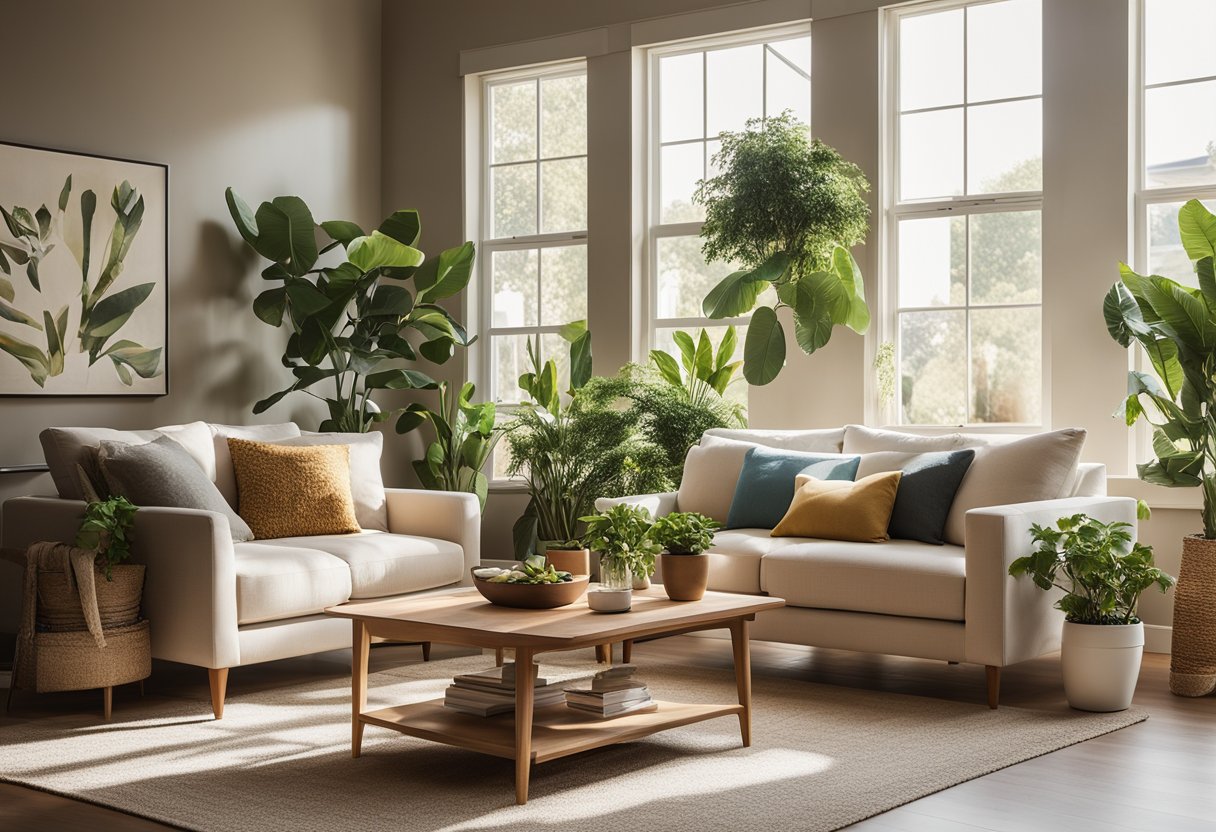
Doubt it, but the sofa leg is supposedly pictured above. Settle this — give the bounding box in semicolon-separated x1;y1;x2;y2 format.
948;660;959;665
422;642;431;662
209;668;229;720
985;665;1000;709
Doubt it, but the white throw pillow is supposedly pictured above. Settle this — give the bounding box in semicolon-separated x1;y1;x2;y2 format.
842;425;966;454
702;427;844;454
275;432;388;532
210;422;302;507
677;441;753;523
942;428;1087;545
41;421;215;500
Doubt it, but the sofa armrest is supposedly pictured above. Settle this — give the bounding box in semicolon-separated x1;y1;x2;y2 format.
384;488;480;584
963;496;1137;667
593;492;679;518
2;496;240;670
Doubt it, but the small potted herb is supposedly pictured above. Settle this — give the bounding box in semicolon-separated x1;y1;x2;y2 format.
545;539;591;577
1009;513;1174;712
580;504;660;612
651;512;719;601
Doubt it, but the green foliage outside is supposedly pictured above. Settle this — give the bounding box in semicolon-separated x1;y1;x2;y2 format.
1009;514;1174;625
75;496;139;581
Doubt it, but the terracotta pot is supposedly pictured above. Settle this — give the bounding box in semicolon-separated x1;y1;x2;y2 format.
37;564;145;631
1170;534;1216;697
1062;621;1143;711
660;552;709;601
545;548;591;576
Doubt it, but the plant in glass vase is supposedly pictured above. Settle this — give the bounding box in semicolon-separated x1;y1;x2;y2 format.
580;503;660;612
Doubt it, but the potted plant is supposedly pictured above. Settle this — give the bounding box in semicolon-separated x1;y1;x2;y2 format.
1103;198;1216;696
651;512;720;601
580;504;661;613
1009;514;1174;711
544;540;591;577
399;380;500;511
694;112;871;385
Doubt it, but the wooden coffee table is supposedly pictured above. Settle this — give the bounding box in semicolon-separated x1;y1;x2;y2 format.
326;587;785;804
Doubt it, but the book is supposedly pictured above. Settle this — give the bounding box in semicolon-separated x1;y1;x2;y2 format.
444;685;564;706
591;678;647;693
565;687;652;706
593;664;637;681
453;664;550;690
566;697;657;718
442;699;516;717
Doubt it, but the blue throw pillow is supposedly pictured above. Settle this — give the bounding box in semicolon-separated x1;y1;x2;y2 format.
725;446;860;529
886;449;976;545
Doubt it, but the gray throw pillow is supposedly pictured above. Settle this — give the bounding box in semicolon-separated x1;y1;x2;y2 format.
857;449;975;545
98;436;254;542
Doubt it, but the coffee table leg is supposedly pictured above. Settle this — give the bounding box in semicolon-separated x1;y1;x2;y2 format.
514;648;535;804
729;618;752;747
352;619;370;758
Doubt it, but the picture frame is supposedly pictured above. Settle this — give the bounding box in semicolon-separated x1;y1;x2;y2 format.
0;139;168;397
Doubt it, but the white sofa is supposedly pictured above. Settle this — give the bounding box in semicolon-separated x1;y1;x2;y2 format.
2;421;479;718
597;425;1136;708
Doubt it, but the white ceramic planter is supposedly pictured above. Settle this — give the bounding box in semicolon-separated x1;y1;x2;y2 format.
587;587;632;613
1061;621;1144;712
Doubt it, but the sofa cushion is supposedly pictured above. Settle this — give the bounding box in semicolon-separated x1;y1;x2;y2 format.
760;539;966;621
210;422;302;507
855;450;976;544
41;421;215;500
773;471;903;543
260;531;464;599
234;542;352;625
703;427;844;453
726;446;860;529
228;440;362;539
277;432;388;531
843;425;966;454
703;528;790;594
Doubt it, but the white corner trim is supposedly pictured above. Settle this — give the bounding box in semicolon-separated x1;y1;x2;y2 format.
460;27;617;76
1144;624;1171;655
1107;476;1203;511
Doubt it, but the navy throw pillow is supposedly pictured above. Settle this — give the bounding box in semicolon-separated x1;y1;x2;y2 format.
726;446;860;529
886;449;976;544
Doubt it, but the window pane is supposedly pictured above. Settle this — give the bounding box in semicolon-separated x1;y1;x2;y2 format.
1145;0;1216;86
768;36;810;76
900;310;967;425
967;0;1041;103
971;307;1041;423
540;157;587;233
655;325;749;407
900;9;963;111
967;99;1042;194
706;138;724;178
706;44;764;136
493;335;533;403
656;235;738;318
540;245;587;326
491;163;537;238
898;216;965;307
1145;81;1216;189
540;74;586;159
970;211;1041;304
540;333;572;397
900;108;964;200
491;249;538;328
1147;200;1216;283
765;43;810;125
660;53;704;143
661;141;706;223
491;80;536;164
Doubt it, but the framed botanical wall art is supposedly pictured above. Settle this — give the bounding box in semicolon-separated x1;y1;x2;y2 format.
0;140;167;396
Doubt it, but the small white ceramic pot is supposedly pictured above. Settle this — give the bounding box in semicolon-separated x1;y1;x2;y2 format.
1061;621;1144;712
587;587;632;613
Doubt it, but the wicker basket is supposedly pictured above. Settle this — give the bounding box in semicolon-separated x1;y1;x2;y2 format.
1170;535;1216;697
33;620;151;694
36;563;144;632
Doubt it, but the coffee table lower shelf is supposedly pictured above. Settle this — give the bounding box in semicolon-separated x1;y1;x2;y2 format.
360;699;745;765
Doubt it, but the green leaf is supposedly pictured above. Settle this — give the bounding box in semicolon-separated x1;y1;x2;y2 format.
693;329;714;381
105;343;162;380
25;260;40;292
253;387;294;414
6;207;37;237
716;325;738;371
0;276;12;301
253;287;288;326
378;210;422;247
743;305;785;385
417;242;476;303
319;220;365;246
285;280;331;317
832;245;869;333
707;362;742;395
364;368;439;390
35;205;51;241
1142;275;1216;352
57;176;72;213
0;331;50;387
0;300;42;329
702;269;769;319
43;310;64;376
367;284;414;317
0;247;8;277
1103;282;1151;348
85;282;156;339
784;272;847;354
650;349;683;387
348;230;425;272
224;187;260;247
558;319;587;343
1178;199;1216;262
419;337;455;364
254;196;318;275
1197;257;1216;308
80;190;96;284
750;250;792;283
569;330;592;390
395;403;430;434
513;501;540;559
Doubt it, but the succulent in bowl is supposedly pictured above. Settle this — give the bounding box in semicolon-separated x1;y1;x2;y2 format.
474;555;573;585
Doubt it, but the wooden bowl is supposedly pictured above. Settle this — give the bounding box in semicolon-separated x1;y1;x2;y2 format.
470;570;590;609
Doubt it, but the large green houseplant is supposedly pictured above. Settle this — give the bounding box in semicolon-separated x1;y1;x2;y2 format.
694;112;871;385
1103;197;1216;697
399;380;499;511
225;189;474;433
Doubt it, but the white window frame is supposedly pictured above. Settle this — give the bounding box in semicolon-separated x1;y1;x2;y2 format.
477;61;589;408
877;0;1046;430
643;24;811;377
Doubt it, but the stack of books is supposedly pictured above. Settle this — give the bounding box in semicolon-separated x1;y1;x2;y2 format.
565;664;657;718
443;663;566;717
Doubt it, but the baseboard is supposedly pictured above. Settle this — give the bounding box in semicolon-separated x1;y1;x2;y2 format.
0;670;11;689
1145;624;1172;654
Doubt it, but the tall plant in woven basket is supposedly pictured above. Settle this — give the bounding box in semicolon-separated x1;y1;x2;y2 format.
1103;199;1216;697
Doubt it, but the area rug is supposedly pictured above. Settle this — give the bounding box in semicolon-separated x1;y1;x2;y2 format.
0;654;1145;832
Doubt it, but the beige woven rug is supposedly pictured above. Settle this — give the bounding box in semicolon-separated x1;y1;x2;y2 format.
0;653;1144;832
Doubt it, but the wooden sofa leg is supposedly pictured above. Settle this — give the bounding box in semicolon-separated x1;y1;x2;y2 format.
985;665;1000;710
422;642;431;662
209;668;229;720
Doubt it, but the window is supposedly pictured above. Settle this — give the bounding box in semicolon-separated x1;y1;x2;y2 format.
479;64;588;407
646;29;811;401
884;0;1043;426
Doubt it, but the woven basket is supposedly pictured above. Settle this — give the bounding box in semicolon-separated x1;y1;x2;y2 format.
1169;535;1216;697
37;563;144;631
33;620;151;694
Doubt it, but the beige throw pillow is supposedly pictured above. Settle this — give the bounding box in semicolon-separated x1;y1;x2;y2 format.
275;432;387;531
227;439;361;540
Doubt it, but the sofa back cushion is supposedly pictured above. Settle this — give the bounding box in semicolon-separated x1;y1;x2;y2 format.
855;450;975;545
703;427;844;453
228;439;361;539
41;421;215;500
726;446;860;529
210;423;302;507
773;471;903;543
274;432;387;531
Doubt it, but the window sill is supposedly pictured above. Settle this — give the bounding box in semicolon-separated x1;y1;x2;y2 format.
1107;476;1203;511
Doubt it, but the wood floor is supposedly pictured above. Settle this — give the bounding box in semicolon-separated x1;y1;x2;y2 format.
2;638;1214;831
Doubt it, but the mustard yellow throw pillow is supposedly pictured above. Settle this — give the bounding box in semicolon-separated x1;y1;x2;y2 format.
227;439;361;539
771;471;903;543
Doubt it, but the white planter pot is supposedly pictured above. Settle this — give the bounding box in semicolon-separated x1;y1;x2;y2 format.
587;587;632;613
1061;621;1144;712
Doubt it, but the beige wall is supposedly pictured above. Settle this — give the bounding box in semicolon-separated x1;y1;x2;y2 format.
0;0;383;630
